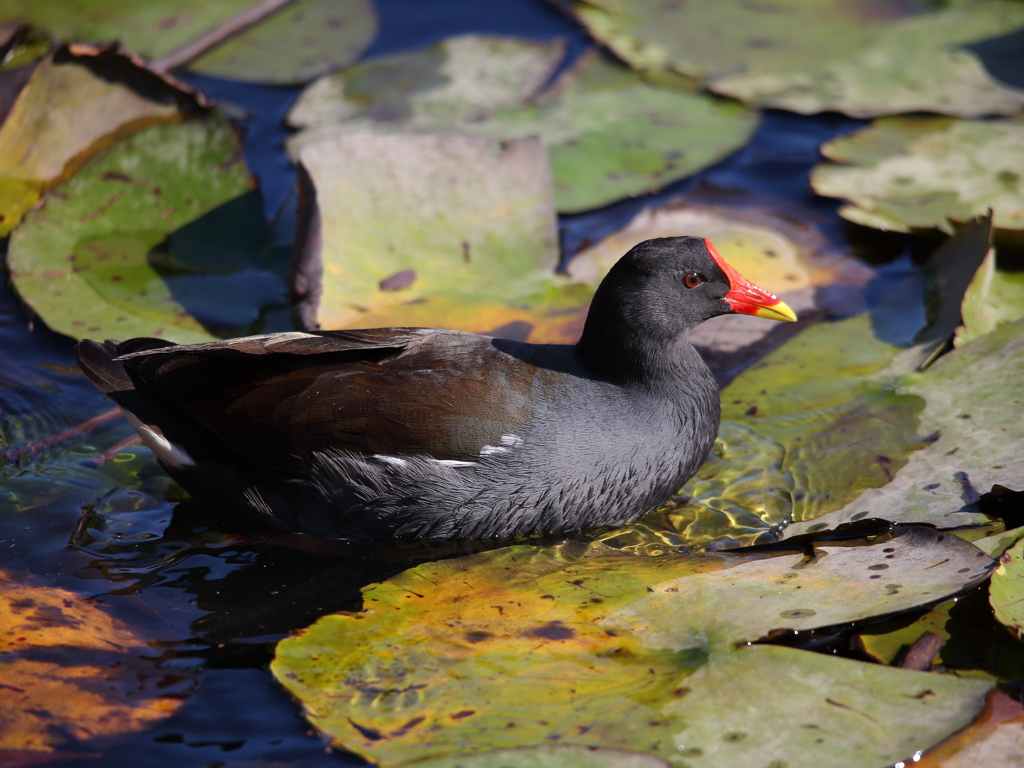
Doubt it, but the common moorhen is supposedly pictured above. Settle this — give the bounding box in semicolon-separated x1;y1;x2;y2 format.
76;237;796;540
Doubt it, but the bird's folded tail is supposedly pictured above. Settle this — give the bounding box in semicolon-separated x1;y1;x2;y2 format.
75;338;175;395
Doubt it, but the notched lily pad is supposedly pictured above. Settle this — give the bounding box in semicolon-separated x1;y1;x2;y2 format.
0;44;204;235
0;567;195;760
188;0;378;85
272;528;993;767
811;116;1024;235
8;115;269;344
288;41;757;212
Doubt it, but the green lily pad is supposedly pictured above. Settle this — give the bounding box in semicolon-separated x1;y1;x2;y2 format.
272;528;994;766
991;538;1024;642
294;149;861;346
287;35;566;135
785;317;1024;538
293;132;569;341
0;0;259;61
410;746;670;768
7;115;262;344
957;248;1024;347
570;0;1024;118
0;46;200;235
287;41;757;212
188;0;378;85
811;116;1024;235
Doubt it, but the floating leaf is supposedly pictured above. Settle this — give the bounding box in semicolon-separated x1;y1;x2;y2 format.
292;132;569;341
811;116;1024;234
0;45;202;235
0;567;194;760
288;41;757;212
0;0;259;61
916;690;1024;768
287;35;566;135
957;248;1024;347
410;745;670;768
7;116;264;343
272;528;993;766
711;1;1024;117
188;0;378;85
991;538;1024;642
571;0;1024;118
786;317;1024;537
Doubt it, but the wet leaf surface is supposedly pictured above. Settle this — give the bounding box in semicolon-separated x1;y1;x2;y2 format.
293;132;569;340
409;745;670;768
0;567;196;761
811;116;1024;234
786;317;1024;537
188;0;378;85
272;528;994;766
916;690;1024;768
0;46;202;236
991;539;1024;642
288;41;757;212
0;0;260;61
570;0;1024;117
5;116;288;344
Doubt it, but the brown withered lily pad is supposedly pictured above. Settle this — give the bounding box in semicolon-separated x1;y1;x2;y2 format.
0;567;195;762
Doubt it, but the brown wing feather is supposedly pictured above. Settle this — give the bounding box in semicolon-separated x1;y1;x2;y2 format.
121;329;535;465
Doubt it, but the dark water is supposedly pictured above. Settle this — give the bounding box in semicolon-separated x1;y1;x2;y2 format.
0;1;936;765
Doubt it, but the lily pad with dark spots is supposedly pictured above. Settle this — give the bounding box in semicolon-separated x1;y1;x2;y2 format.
6;115;288;344
785;316;1024;537
288;41;758;212
570;0;1024;118
0;0;260;61
0;44;204;235
990;538;1024;642
272;528;994;767
811;116;1024;235
188;0;378;85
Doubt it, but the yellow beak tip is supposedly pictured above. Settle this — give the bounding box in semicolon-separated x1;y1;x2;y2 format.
753;300;798;323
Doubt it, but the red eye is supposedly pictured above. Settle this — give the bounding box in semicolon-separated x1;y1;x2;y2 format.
684;273;703;289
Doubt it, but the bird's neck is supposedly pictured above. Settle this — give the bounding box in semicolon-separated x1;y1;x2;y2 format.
575;317;711;397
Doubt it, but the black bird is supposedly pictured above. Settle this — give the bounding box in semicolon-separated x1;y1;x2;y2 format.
76;237;796;541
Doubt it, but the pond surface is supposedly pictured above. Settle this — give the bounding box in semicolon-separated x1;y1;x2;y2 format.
0;1;974;765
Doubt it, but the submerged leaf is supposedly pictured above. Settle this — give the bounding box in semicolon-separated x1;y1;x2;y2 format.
0;567;194;758
288;41;757;212
785;317;1024;537
8;116;263;343
188;0;378;85
0;46;201;235
571;0;1024;117
272;528;993;766
811;116;1024;234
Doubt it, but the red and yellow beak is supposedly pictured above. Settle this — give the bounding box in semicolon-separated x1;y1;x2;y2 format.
705;239;798;322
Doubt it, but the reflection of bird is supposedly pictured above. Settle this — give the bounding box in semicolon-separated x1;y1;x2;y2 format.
76;237;796;541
